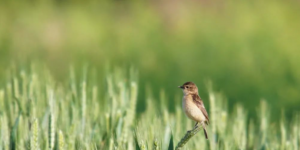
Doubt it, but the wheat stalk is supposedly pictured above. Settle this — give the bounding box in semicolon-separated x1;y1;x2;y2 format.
175;126;201;150
58;130;65;150
30;119;39;150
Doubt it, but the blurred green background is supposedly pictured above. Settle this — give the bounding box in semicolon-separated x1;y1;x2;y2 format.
1;0;300;119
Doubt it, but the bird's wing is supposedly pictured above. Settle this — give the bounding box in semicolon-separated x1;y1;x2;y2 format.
192;94;209;123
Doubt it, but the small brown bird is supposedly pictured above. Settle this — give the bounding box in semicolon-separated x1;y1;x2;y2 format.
178;82;209;139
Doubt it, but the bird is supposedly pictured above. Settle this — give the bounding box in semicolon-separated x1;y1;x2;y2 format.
178;81;209;139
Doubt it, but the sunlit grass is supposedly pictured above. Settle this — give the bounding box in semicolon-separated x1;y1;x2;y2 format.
0;65;299;150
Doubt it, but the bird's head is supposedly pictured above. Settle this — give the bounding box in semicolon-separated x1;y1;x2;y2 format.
178;81;198;95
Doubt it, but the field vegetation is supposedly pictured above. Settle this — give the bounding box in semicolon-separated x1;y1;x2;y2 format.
1;0;300;118
1;0;300;149
0;65;299;150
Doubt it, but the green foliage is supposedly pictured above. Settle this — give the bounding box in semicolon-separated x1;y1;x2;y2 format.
0;65;298;150
0;0;300;118
10;114;21;150
168;133;173;150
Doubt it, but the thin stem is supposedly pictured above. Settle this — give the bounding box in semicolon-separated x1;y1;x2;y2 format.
175;126;201;150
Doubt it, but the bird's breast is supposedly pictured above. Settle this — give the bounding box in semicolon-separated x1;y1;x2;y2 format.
182;96;206;122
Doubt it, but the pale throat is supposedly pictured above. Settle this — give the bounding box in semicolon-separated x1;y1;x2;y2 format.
182;90;198;96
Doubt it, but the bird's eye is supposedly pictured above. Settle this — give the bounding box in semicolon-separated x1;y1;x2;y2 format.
185;86;189;89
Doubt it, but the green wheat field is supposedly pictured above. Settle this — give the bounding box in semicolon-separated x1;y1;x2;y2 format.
0;65;299;150
1;0;300;149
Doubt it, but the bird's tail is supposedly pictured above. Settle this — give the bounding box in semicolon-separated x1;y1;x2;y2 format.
203;128;208;139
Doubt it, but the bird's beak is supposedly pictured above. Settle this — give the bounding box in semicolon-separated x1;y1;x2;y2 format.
178;86;184;89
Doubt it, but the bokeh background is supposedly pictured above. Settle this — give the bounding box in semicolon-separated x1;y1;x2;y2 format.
1;0;300;120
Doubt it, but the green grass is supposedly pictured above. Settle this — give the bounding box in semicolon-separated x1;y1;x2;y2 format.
0;65;299;150
1;0;300;117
